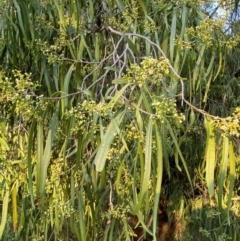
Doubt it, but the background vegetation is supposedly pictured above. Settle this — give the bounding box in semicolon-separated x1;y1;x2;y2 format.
0;0;240;240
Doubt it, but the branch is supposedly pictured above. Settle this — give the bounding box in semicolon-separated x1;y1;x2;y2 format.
45;26;225;121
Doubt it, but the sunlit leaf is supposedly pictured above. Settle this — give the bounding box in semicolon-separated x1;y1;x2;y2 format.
204;116;216;197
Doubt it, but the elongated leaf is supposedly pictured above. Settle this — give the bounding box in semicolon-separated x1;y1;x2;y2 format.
154;124;163;193
227;141;236;224
40;105;59;195
218;135;229;209
94;110;125;172
180;4;188;39
212;50;223;82
136;97;143;132
36;120;43;196
103;66;119;72
27;119;37;207
137;0;147;15
37;103;59;196
112;78;129;84
61;64;75;112
203;54;215;103
12;183;18;232
192;44;206;92
128;203;153;237
12;0;26;38
141;87;152;113
161;126;170;178
133;118;153;213
108;83;131;107
165;118;193;190
153;123;163;240
204;117;216;196
0;189;9;239
170;8;177;62
142;118;153;195
0;137;9;151
116;163;123;195
126;38;140;56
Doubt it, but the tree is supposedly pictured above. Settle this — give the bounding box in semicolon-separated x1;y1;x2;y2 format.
0;0;239;240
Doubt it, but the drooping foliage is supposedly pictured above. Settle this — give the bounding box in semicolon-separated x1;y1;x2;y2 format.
0;0;240;240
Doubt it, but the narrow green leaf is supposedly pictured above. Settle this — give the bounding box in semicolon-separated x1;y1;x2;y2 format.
154;124;163;193
204;117;216;196
62;64;75;112
153;123;163;240
165;118;193;190
203;55;215;103
192;44;206;92
136;99;143;135
137;0;147;15
108;83;131;107
141;87;152;113
36;120;43;196
212;50;223;82
116;164;123;195
115;0;125;11
94;110;125;172
161;126;170;179
12;183;18;232
218;135;229;209
103;66;119;72
180;4;188;39
12;0;26;38
112;78;129;84
40;105;59;195
0;189;9;239
125;38;140;56
138;118;153;204
170;8;177;62
0;137;9;151
227;141;236;224
27;119;37;207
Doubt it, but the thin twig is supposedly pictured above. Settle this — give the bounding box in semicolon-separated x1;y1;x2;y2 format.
107;26;183;80
82;36;124;89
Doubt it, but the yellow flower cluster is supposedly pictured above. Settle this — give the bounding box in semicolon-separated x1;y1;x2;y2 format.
152;96;185;126
213;107;240;137
125;57;170;87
